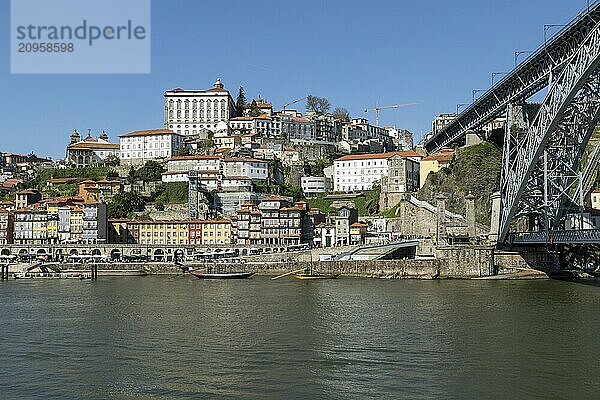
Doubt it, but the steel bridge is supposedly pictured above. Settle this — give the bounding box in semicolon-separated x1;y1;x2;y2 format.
424;2;600;247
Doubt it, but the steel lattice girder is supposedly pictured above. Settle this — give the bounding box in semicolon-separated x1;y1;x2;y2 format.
425;4;600;153
499;21;600;243
519;74;600;228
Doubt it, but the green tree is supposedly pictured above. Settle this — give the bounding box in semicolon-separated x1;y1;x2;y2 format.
176;146;192;156
235;86;247;116
137;161;165;182
127;167;137;184
103;154;120;167
108;191;146;218
248;99;262;117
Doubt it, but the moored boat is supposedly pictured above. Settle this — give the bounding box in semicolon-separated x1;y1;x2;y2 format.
190;270;255;279
13;271;92;280
293;273;340;280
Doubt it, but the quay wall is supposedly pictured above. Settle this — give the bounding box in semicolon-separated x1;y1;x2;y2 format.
61;257;492;279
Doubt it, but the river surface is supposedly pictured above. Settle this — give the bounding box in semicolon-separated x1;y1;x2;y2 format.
0;276;598;399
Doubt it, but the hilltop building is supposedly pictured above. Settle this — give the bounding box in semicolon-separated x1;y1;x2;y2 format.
164;79;238;135
65;130;120;167
119;129;185;166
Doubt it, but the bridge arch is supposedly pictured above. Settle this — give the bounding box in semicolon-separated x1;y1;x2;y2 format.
1;248;10;256
499;22;600;244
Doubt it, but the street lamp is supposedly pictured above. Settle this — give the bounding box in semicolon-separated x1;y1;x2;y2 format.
544;24;567;44
491;72;508;86
472;89;486;103
515;51;533;66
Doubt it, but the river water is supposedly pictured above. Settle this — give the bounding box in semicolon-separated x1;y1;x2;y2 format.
0;276;598;399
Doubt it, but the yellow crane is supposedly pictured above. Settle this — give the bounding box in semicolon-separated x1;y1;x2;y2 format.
364;102;418;126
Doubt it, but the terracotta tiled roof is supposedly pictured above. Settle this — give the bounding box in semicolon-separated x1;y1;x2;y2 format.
169;155;221;161
223;157;266;163
47;177;79;184
68;142;119;150
422;149;455;163
161;171;189;176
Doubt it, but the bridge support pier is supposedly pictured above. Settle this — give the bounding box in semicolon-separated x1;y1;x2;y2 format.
1;265;8;280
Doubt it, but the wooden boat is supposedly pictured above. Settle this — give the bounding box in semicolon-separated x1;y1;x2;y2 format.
13;271;91;280
293;273;340;280
190;270;255;279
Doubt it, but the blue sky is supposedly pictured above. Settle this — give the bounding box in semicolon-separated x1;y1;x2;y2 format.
0;0;591;159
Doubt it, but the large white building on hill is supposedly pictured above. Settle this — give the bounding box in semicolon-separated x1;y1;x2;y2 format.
164;79;238;136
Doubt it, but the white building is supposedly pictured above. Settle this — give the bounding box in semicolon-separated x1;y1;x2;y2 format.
65;130;120;167
119;129;185;166
301;176;332;196
344;118;389;142
164;78;237;136
162;155;268;185
279;112;316;141
229;115;282;138
333;151;421;192
432;113;456;135
222;158;268;181
590;190;600;210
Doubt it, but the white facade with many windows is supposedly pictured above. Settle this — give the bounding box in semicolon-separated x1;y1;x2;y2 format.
120;129;185;166
164;79;237;136
333;151;421;192
301;176;331;195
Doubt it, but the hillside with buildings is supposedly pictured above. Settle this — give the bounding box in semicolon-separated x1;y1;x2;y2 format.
418;142;502;226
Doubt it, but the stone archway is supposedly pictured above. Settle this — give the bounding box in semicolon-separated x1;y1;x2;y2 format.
110;249;121;261
1;249;10;256
153;249;165;262
69;249;78;255
174;249;185;263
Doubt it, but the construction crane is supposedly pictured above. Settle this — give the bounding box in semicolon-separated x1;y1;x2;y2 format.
364;103;418;126
282;96;308;112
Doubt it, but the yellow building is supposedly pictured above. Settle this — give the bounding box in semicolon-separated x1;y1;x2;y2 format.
45;202;60;243
200;220;232;245
419;149;455;188
70;206;84;243
134;220;191;246
350;222;368;245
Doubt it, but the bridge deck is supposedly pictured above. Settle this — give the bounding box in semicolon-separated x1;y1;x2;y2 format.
425;2;600;153
509;229;600;245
